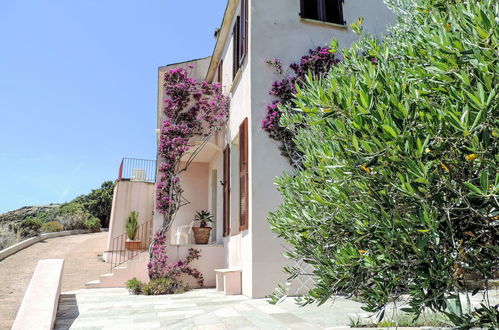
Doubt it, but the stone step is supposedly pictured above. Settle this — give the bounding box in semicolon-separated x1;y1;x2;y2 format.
84;279;100;288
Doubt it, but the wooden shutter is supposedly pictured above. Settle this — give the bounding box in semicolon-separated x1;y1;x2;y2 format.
217;60;223;84
239;0;248;66
232;16;240;78
223;145;230;237
239;118;249;231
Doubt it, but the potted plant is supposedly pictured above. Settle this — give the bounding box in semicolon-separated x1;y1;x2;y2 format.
125;211;141;250
192;210;213;244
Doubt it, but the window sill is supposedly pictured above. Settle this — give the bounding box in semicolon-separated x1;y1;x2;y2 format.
300;18;347;31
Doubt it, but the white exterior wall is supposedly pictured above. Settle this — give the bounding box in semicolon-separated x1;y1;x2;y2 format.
152;0;395;298
245;0;395;298
216;3;258;296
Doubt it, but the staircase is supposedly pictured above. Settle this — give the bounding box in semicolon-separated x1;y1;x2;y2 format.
85;251;149;288
86;219;152;289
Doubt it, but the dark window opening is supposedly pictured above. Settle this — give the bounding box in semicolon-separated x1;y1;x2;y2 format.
233;0;248;78
300;0;344;25
232;16;240;78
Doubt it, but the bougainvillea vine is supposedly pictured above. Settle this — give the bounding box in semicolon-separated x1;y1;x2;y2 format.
150;66;229;278
262;47;340;167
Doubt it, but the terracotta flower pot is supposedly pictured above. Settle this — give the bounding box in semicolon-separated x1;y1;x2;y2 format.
192;227;212;244
125;240;142;250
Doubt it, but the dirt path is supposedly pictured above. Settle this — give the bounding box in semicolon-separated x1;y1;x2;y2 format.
0;232;109;329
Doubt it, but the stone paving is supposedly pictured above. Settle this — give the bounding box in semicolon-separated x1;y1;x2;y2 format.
55;288;367;330
55;287;499;330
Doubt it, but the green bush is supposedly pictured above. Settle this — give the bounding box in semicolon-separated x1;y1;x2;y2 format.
17;218;43;238
56;202;91;230
84;217;101;232
268;0;498;327
40;221;63;233
126;277;190;296
125;277;144;295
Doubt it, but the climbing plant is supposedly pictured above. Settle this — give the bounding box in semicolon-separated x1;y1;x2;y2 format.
150;67;229;270
262;47;340;166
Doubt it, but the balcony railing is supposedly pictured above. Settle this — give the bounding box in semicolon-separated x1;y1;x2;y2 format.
118;157;156;183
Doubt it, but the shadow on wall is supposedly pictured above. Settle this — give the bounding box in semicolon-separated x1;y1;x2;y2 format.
53;294;79;330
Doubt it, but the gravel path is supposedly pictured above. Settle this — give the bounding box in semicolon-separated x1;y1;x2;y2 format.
0;232;109;330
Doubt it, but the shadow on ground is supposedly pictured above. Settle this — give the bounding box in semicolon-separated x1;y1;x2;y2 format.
54;294;79;330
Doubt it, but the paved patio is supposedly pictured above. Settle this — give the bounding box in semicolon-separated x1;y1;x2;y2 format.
55;288;367;330
54;287;499;329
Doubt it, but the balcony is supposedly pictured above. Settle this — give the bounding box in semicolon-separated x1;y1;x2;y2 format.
118;158;156;183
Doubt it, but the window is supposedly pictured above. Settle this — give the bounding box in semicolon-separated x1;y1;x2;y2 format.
217;60;223;84
233;0;248;78
239;118;248;231
223;145;230;236
300;0;344;25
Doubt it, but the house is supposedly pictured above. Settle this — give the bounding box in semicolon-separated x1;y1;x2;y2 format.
92;0;395;298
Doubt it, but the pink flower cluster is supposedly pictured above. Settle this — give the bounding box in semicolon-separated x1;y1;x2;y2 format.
148;230;204;286
261;47;339;163
156;67;229;215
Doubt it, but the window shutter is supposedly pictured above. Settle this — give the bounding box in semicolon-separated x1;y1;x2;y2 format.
239;0;248;66
217;60;223;84
223;145;230;237
232;16;240;78
239;118;249;231
299;0;305;17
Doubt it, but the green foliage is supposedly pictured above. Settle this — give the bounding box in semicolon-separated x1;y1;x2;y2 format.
73;181;115;227
84;217;101;232
17;218;43;238
126;211;139;240
55;202;91;230
269;0;498;327
126;277;190;296
40;221;63;233
125;277;144;295
34;181;115;228
194;210;213;228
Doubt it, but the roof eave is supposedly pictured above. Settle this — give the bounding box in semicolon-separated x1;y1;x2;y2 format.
205;0;238;83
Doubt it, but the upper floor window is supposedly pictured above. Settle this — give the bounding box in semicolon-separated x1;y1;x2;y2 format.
233;0;248;78
300;0;345;25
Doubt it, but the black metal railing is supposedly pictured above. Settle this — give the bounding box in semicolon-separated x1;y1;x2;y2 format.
106;219;153;271
118;158;156;183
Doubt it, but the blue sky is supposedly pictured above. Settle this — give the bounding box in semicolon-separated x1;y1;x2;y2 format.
0;0;226;213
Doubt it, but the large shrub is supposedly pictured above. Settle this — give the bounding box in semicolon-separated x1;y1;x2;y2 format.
84;217;101;232
56;202;91;230
16;218;43;238
269;0;498;327
73;180;115;227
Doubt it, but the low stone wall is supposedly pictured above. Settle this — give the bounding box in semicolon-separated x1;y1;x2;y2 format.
0;230;89;261
12;259;65;330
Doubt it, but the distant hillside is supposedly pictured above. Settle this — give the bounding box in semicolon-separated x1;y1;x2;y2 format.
0;204;60;225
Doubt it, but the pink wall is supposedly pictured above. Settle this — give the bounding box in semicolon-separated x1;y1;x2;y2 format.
106;181;155;257
169;162;210;243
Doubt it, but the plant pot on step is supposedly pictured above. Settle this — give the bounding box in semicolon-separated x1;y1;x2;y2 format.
192;227;212;244
125;240;142;250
